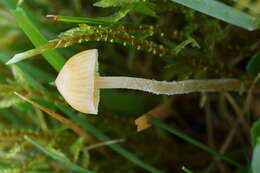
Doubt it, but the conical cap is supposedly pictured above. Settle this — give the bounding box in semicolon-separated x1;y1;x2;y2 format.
55;49;100;114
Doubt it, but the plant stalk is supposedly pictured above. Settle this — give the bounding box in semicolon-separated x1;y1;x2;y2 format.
96;77;244;95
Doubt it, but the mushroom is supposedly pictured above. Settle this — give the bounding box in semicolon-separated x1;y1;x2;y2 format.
55;49;243;114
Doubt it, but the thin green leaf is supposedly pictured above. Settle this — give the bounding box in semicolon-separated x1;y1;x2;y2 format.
247;51;260;76
34;108;49;132
46;15;121;25
6;24;168;64
0;109;32;128
251;120;260;147
252;143;260;173
8;8;65;71
71;137;85;163
25;136;94;173
0;52;55;82
94;0;141;7
18;68;45;90
98;7;131;22
82;150;90;168
132;2;157;17
20;63;55;82
174;37;200;54
57;104;164;173
0;53;45;90
11;65;27;85
149;117;247;171
169;0;257;30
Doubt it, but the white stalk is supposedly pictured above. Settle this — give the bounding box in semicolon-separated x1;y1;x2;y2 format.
96;77;243;95
54;49;248;114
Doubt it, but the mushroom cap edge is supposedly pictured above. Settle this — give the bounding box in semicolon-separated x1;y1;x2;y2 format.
55;49;100;114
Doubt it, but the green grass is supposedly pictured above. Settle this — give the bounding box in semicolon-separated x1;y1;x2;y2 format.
149;117;247;171
247;51;260;76
25;136;94;173
58;104;164;173
1;0;65;71
0;0;260;172
46;15;123;25
10;8;65;71
169;0;258;30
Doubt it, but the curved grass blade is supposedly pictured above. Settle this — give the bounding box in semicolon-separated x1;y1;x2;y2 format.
1;52;55;82
25;136;94;173
9;8;65;71
57;104;164;173
247;51;260;76
169;0;257;30
251;120;260;147
0;2;66;71
252;143;260;173
149;117;248;171
0;53;45;90
14;92;104;154
46;15;123;25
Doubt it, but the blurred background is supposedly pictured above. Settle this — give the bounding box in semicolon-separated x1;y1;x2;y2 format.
0;0;260;172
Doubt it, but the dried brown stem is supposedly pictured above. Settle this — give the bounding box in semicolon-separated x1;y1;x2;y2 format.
135;103;173;132
14;92;108;156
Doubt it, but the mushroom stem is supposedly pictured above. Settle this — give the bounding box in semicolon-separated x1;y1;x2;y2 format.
96;77;243;95
54;49;248;114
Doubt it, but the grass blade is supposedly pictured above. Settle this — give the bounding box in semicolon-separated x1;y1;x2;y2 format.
20;63;55;82
252;144;260;173
0;0;66;71
25;136;94;173
247;51;260;76
14;92;105;155
251;120;260;147
46;15;122;25
0;52;55;82
57;104;164;173
149;117;247;171
169;0;257;30
9;8;65;71
0;53;45;90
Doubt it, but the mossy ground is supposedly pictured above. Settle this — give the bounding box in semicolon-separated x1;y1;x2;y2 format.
0;0;260;173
